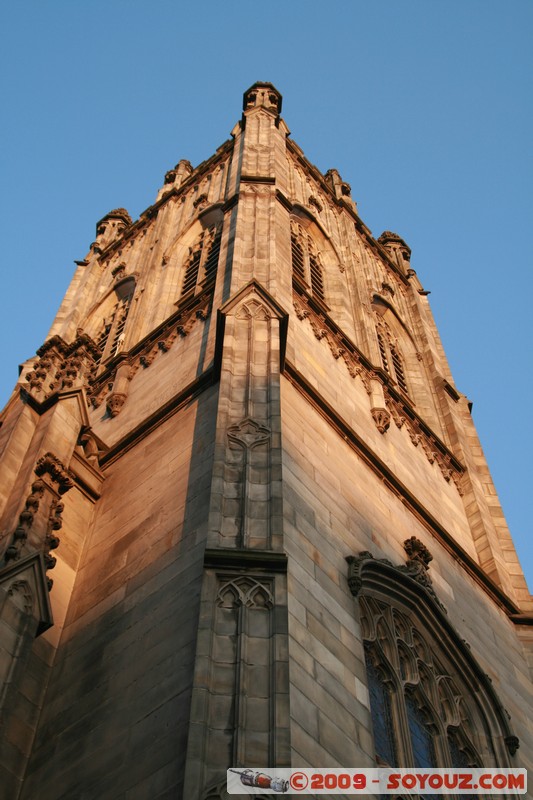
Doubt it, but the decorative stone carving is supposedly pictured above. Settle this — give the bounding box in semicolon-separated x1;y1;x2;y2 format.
378;230;411;265
106;393;127;417
35;453;74;494
7;580;34;615
346;546;446;613
346;551;390;597
216;576;274;609
78;429;101;465
3;453;72;590
293;298;310;321
293;290;463;486
227;418;270;451
89;290;212;407
24;333;99;401
201;782;230;800
111;263;127;283
308;316;328;341
348;552;519;767
235;298;272;321
3;480;46;564
403;535;432;566
98;208;132;227
193;193;208;209
308;195;323;213
396;536;445;609
371;407;391;434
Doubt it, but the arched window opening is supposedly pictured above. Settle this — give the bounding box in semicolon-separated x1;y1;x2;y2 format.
348;553;517;777
377;332;390;375
181;224;222;299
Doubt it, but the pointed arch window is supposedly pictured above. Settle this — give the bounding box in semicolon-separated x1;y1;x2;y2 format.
362;598;482;771
181;224;222;298
291;221;326;303
347;553;517;777
94;278;135;365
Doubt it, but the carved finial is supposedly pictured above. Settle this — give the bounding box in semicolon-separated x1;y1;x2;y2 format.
325;169;357;211
378;231;411;270
403;536;433;568
163;159;193;191
95;208;132;244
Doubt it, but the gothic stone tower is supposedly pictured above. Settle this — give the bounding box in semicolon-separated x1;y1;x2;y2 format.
0;83;531;800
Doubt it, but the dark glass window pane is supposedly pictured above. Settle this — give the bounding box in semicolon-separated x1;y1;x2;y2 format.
406;694;436;768
365;647;397;766
448;734;477;800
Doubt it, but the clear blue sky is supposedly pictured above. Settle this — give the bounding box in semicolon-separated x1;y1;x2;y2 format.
1;1;531;590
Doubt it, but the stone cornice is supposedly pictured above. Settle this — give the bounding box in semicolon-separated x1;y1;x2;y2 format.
204;548;287;573
284;362;520;618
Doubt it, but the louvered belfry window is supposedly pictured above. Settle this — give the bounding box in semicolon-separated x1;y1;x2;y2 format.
291;222;326;303
95;282;134;366
181;225;222;298
376;324;409;395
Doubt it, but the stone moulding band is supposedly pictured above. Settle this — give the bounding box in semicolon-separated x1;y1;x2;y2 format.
203;547;288;573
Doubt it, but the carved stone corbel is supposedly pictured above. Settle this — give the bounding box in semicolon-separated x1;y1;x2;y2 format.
371;407;391;434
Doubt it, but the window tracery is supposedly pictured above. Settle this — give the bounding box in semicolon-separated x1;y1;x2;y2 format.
346;550;518;780
361;594;482;771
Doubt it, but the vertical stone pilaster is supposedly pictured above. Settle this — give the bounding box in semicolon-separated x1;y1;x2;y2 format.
183;282;290;798
184;561;289;799
208;283;287;552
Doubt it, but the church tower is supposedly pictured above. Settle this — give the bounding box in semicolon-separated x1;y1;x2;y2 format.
0;83;531;799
